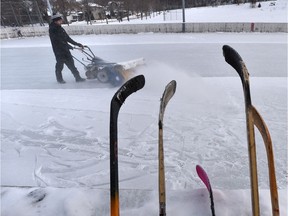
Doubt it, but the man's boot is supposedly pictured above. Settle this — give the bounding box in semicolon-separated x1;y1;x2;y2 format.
56;71;66;84
76;77;86;82
72;70;85;82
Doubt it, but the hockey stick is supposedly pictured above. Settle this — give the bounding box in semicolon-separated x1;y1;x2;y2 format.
251;106;279;215
110;75;145;216
196;165;215;216
222;45;279;216
158;80;177;216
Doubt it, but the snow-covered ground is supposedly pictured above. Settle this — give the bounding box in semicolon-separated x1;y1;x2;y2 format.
1;32;287;216
69;0;287;25
1;1;287;216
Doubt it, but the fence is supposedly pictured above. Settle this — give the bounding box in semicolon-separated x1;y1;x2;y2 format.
1;22;287;39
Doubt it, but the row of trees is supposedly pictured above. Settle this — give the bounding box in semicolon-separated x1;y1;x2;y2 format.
1;0;260;27
1;0;46;26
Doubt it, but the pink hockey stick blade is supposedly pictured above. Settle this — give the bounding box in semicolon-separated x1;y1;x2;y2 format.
196;165;211;191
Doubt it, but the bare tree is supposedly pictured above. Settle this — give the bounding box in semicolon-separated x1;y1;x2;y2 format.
1;0;45;26
82;0;93;24
250;0;257;7
122;0;133;21
1;0;266;27
35;0;50;24
51;0;81;25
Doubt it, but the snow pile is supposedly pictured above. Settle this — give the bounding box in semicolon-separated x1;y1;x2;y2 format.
1;187;287;216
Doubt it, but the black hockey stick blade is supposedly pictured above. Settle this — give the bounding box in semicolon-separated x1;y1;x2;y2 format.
223;45;253;105
111;75;145;109
222;45;250;84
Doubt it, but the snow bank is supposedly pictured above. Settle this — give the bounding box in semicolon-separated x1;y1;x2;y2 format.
1;187;287;216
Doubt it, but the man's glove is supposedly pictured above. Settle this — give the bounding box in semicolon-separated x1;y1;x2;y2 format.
77;43;84;49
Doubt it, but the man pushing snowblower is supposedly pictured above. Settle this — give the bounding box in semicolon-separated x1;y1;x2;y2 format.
49;14;145;86
49;14;86;84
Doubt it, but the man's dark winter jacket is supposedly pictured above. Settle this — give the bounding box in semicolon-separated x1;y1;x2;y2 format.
49;22;80;59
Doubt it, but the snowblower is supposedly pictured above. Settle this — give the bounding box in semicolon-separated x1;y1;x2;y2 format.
72;46;145;86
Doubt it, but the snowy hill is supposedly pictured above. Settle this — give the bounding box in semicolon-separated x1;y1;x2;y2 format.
70;0;288;25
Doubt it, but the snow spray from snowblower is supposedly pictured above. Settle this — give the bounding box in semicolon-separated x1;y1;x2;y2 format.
73;46;144;86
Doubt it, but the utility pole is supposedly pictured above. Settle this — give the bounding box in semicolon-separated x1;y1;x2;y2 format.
182;0;186;32
46;0;53;15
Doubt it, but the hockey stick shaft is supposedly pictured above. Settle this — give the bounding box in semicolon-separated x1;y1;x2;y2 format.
251;106;279;216
158;80;177;216
159;126;166;216
246;106;260;216
110;75;145;216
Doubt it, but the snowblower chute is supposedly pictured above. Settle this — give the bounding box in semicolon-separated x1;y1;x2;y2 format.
73;46;145;86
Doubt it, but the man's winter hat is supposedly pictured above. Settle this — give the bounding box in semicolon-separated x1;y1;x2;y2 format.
51;14;63;22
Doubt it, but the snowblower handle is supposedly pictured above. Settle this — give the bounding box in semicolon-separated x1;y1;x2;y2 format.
73;45;96;60
73;46;84;51
73;46;88;50
82;46;96;58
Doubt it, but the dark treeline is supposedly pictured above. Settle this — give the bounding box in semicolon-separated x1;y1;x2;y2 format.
1;0;260;27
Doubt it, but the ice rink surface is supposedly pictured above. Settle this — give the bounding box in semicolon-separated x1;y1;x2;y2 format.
1;33;287;215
